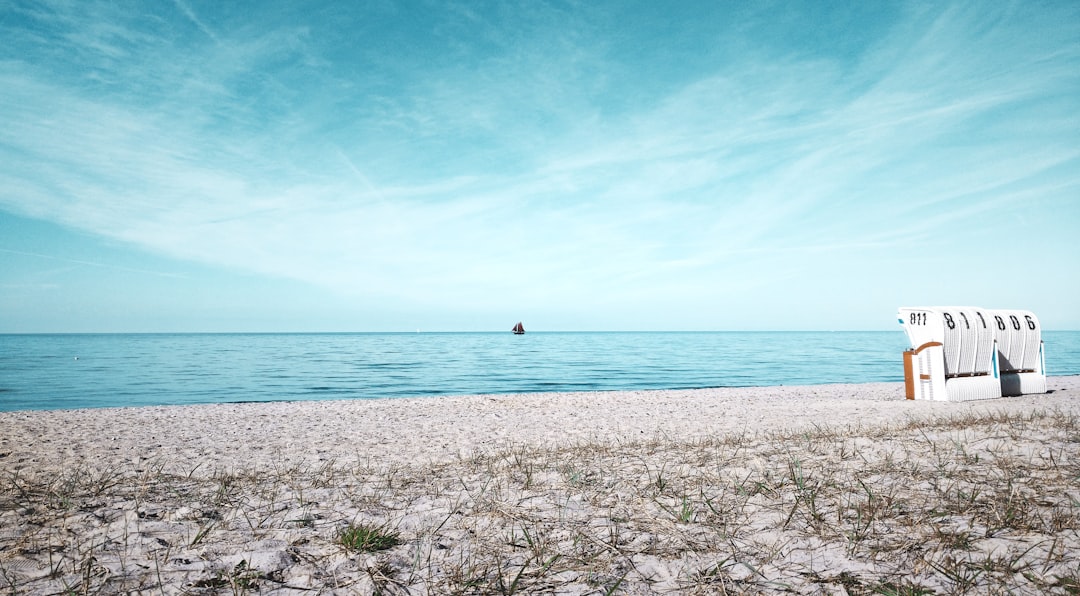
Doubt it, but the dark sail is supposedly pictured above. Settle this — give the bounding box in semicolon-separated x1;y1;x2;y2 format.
512;322;525;334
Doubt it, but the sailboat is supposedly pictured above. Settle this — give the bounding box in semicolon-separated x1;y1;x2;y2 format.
512;322;525;335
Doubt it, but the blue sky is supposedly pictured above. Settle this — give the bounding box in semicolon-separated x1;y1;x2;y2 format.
1;0;1078;332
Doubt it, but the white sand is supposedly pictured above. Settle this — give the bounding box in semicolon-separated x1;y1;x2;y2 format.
2;377;1078;594
5;377;1079;472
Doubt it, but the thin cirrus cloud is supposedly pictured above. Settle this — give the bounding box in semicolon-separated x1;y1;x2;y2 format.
0;0;1077;330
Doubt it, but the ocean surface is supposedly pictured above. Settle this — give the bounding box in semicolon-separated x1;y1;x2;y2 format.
2;331;1079;412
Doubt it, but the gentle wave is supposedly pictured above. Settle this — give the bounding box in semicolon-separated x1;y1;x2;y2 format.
1;331;1078;412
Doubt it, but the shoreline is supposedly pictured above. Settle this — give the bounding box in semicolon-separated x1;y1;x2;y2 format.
2;377;1079;593
4;377;1079;470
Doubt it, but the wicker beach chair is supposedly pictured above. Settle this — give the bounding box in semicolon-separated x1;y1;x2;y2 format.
988;309;1047;396
899;306;1002;402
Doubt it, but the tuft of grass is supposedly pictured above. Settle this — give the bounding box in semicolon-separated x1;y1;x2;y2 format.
339;523;401;553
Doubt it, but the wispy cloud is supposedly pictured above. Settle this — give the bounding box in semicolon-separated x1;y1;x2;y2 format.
1;0;1077;328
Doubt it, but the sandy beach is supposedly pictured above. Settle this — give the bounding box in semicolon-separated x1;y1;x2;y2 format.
2;377;1079;594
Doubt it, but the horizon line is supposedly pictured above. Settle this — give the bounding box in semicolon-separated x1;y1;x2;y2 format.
6;329;1080;336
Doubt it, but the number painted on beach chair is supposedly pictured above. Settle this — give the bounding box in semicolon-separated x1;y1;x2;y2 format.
990;309;1041;374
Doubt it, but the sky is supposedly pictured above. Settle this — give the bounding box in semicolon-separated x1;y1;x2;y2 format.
1;0;1078;333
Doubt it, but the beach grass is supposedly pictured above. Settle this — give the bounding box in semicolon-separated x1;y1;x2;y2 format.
1;407;1078;594
340;523;401;554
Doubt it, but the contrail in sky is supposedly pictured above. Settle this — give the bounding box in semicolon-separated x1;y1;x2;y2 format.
171;0;221;44
0;248;187;279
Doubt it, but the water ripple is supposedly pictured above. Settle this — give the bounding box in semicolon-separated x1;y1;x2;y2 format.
0;331;1078;411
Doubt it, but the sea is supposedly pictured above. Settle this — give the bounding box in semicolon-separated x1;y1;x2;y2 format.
2;331;1079;412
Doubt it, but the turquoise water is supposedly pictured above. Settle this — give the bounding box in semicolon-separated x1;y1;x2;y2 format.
1;331;1078;412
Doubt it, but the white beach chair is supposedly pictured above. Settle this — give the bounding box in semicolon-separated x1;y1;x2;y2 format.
988;309;1047;396
898;307;1002;401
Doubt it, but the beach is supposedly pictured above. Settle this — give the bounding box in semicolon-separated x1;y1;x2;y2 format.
2;377;1079;593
